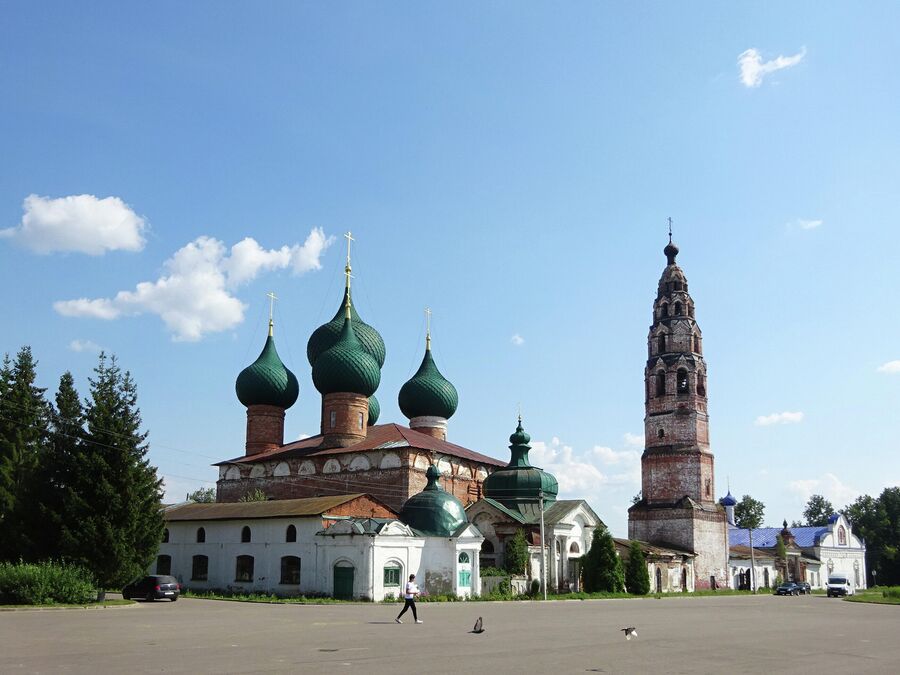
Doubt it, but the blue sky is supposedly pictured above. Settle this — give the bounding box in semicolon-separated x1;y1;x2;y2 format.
1;2;897;536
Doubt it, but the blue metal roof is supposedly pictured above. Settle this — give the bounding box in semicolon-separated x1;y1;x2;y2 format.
719;491;737;507
728;525;830;548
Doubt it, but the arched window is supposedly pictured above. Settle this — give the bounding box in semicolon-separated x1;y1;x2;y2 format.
569;542;580;554
657;334;666;353
241;526;251;543
329;410;336;428
156;554;171;575
658;428;665;439
281;556;301;584
697;374;706;397
196;527;205;543
660;303;669;318
458;552;470;564
192;555;208;581
674;301;682;315
162;528;169;543
235;555;254;582
838;526;847;545
358;412;364;429
481;540;495;554
286;524;297;543
656;371;666;396
383;562;401;587
677;369;689;394
705;479;711;498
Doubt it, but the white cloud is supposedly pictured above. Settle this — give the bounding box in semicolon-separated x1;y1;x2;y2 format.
755;411;804;426
68;339;102;353
511;334;525;346
623;432;645;449
876;360;900;374
738;47;806;88
788;473;859;507
53;229;334;341
0;194;146;255
792;218;823;230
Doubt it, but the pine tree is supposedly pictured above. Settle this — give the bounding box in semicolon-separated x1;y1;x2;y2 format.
60;354;164;592
0;347;50;561
583;526;625;593
504;528;529;576
625;540;651;595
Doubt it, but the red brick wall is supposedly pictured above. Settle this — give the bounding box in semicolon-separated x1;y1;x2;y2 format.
641;451;715;505
244;405;285;456
320;392;368;448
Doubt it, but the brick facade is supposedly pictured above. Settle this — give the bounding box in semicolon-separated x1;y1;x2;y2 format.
628;241;728;589
244;405;286;456
320;392;368;448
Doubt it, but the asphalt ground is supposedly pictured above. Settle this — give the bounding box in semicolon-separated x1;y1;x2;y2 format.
1;593;898;674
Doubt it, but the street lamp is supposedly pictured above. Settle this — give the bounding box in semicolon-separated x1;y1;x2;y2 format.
538;490;547;601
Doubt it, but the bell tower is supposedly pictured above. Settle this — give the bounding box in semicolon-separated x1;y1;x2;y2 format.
628;224;728;589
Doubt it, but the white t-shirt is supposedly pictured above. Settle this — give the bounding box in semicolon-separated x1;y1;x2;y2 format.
404;581;419;600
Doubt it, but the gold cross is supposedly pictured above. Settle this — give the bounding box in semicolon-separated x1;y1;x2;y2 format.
425;307;432;349
267;291;277;336
343;231;355;292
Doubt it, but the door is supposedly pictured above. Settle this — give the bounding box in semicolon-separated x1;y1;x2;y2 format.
333;565;354;600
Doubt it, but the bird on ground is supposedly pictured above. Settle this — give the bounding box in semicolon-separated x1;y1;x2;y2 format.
470;617;485;634
621;627;637;640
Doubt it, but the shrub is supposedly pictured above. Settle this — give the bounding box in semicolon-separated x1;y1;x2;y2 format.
530;579;541;596
882;587;900;599
480;566;509;578
504;529;529;576
0;561;97;605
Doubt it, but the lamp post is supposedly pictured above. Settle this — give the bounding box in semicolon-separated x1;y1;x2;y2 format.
748;527;757;593
539;490;547;601
873;569;877;588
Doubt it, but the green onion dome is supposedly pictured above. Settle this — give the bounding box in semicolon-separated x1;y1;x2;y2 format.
483;418;558;505
398;345;458;420
307;287;386;368
367;395;380;425
235;331;299;409
312;315;381;396
399;465;467;537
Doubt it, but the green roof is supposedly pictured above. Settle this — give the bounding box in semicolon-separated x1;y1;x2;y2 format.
306;287;386;368
398;346;458;420
483;419;558;506
235;333;299;409
368;395;380;425
312;315;381;396
399;465;467;537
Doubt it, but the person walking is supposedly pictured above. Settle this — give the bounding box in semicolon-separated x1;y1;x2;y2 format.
396;574;422;624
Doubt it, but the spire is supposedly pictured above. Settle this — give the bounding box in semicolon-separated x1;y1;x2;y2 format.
664;216;680;265
425;307;432;351
267;291;277;337
344;230;354;293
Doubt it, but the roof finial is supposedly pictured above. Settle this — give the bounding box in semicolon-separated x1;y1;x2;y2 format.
344;231;355;292
667;216;673;244
267;291;277;337
517;402;522;426
425;307;432;351
664;218;679;264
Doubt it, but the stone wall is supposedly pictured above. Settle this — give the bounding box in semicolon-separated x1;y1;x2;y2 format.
641;451;715;505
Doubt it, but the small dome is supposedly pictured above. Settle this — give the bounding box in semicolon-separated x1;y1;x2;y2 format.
399;465;467;537
307;287;386;368
235;333;299;409
398;346;458;420
312;315;381;396
368;395;380;426
664;239;680;265
483;418;558;505
720;491;737;507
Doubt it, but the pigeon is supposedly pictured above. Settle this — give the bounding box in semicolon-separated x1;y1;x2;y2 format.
470;617;485;634
621;627;637;640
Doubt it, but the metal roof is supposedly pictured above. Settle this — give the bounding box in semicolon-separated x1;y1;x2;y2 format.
164;494;381;521
728;525;829;548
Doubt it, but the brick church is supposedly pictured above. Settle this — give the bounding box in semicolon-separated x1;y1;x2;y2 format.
215;243;505;513
628;232;729;589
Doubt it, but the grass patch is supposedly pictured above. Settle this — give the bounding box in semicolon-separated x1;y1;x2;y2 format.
0;561;97;605
844;587;900;605
182;589;363;604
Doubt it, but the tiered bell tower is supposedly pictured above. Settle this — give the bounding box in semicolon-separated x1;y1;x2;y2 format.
628;225;728;589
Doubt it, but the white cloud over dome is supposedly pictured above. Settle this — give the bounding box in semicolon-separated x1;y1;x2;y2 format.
0;194;146;255
738;47;806;88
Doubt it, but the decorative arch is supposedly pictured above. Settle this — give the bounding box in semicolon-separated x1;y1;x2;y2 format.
414;454;430;470
298;460;316;475
838;526;847;546
224;466;241;481
456;465;472;479
323;459;341;474
437;456;452;475
476;466;489;481
274;462;290;477
348;455;371;472
569;542;580;554
380;453;401;469
249;465;266;478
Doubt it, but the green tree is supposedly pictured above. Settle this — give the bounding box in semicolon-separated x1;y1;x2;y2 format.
583;526;625;593
802;494;834;526
238;488;268;503
845;488;900;586
0;347;50;561
625;540;650;595
504;528;529;576
59;354;163;594
187;487;216;503
733;495;765;529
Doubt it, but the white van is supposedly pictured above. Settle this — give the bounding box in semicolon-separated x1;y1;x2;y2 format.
826;574;854;597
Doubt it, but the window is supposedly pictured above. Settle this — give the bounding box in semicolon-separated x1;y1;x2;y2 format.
162;528;169;543
838;526;847;545
697;374;706;397
658;428;665;439
657;334;666;353
459;569;471;587
569;542;580;554
674;301;682;315
156;554;171;575
192;555;208;581
705;479;711;498
241;526;251;543
481;540;495;554
358;412;364;429
458;552;470;564
677;368;689;394
660;303;669;318
329;410;336;428
281;556;301;585
383;564;401;587
656;371;666;396
196;527;205;543
235;555;254;582
286;524;297;543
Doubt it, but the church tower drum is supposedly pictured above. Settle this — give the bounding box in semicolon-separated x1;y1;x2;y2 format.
628;229;728;590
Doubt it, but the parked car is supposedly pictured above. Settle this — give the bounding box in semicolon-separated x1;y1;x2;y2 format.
122;575;180;601
775;582;802;596
826;575;854;597
795;581;811;594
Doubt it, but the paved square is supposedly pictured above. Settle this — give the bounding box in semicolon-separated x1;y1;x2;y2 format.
2;595;898;674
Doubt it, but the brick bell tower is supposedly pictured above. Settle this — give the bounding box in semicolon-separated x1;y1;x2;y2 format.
628;224;728;589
